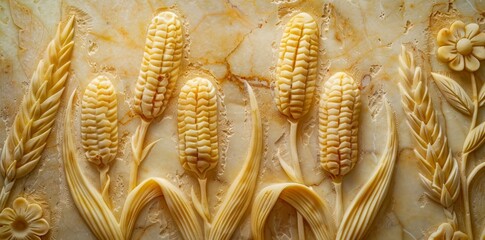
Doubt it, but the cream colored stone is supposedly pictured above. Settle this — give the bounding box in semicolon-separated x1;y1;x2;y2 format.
0;0;485;240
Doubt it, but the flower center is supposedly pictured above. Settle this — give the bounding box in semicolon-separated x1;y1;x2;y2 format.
11;217;29;233
456;38;473;55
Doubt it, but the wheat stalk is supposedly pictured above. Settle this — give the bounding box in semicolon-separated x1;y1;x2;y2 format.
273;12;319;239
0;16;75;209
319;72;361;224
398;46;460;217
81;75;118;206
130;11;184;190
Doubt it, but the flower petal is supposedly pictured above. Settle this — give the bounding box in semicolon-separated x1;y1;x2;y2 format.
450;21;466;39
29;219;49;236
12;198;28;215
25;234;41;240
0;226;12;238
0;208;16;224
438;45;458;62
437;28;456;46
472;46;485;60
465;55;480;72
465;23;479;38
449;54;465;71
24;204;42;221
471;32;485;46
452;231;469;240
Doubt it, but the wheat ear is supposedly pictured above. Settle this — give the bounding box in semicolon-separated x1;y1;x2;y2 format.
0;16;75;209
398;46;460;220
81;75;118;206
130;11;183;190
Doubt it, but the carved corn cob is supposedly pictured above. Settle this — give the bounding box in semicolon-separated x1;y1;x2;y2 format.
274;12;319;239
81;76;118;206
177;77;218;228
134;11;183;120
177;77;218;178
130;11;184;190
319;72;361;180
274;12;319;121
81;76;118;167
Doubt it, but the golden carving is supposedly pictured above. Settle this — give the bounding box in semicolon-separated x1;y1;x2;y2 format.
273;12;319;239
81;75;118;206
130;11;184;190
0;197;49;240
319;72;361;223
436;21;485;72
401;21;485;238
0;16;75;210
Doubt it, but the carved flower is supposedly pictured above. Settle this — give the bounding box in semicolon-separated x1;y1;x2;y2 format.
437;21;485;72
0;197;49;240
429;222;468;240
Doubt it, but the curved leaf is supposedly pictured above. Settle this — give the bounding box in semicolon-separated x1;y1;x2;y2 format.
336;102;398;240
463;121;485;154
479;83;485;107
251;183;336;240
63;92;123;240
120;178;203;240
431;72;473;115
208;82;263;240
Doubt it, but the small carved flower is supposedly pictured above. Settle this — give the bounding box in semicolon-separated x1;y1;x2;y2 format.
429;222;468;240
0;197;49;240
437;21;485;72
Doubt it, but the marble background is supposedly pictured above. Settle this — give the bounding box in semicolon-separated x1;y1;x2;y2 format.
1;0;485;239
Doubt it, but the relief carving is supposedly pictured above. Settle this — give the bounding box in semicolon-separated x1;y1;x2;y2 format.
1;1;485;240
0;15;75;239
61;11;263;240
399;20;485;240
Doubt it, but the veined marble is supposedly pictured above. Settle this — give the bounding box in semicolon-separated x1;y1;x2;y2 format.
0;0;484;239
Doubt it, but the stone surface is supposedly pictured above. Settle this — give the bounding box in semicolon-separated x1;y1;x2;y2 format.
0;0;484;239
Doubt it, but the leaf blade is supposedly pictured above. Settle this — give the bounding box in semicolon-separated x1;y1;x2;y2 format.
63;92;124;240
336;103;398;240
251;183;336;240
209;82;263;240
431;72;473;115
479;83;485;107
463;122;485;154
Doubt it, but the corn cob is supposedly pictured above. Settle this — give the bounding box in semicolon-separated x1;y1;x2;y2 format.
81;75;118;205
274;12;319;121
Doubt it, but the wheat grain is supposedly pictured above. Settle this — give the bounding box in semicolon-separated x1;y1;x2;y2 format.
319;72;361;180
0;16;75;209
274;12;319;121
134;11;183;120
398;46;460;210
177;77;218;178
